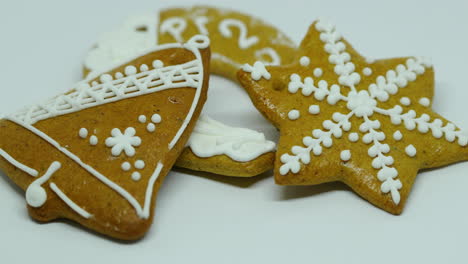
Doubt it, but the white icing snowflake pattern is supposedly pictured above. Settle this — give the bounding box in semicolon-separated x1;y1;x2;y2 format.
278;19;468;205
105;127;142;157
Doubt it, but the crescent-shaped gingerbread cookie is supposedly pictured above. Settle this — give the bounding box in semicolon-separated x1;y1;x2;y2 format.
0;35;210;240
238;20;468;214
83;6;297;177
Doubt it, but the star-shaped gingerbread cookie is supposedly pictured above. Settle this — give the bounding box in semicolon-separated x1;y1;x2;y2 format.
238;19;468;214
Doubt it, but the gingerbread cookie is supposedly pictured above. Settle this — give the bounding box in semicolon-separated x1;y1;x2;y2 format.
0;35;210;240
83;6;291;177
238;20;468;214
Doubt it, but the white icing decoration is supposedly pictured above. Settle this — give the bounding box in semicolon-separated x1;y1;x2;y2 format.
193;16;209;35
160;17;187;43
393;130;403;141
219;19;259;49
50;183;92;219
255;48;281;66
276;20;456;205
186;115;276;162
316;19;361;89
4;37;210;218
313;68;323;78
79;128;88;139
25;162;61;208
346;90;377;117
211;53;242;68
89;135;98;146
131;172;141;181
400;97;411;106
348;133;359;142
308;105;320;115
105;128;141;157
6;116;165;219
11;36;208;152
151;114;162;123
362;67;372;76
405;144;417;157
242;61;271;81
340;150;351;161
288;110;300;120
138;115;147;123
287;74;343;104
147;123;156;133
121;162;131;171
366;57;376;64
300;56;310;67
84;13;158;75
135;160;145;170
0;148;39;177
419;97;431;107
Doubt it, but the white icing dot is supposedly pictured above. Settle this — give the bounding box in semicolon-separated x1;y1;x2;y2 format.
89;135;98;146
366;57;376;64
300;56;310;67
393;130;403;141
340;150;351;161
151;113;162;123
308;105;320;115
100;74;113;82
125;65;137;76
419;97;431;107
313;68;323;78
400;97;411;106
348;133;359;142
115;72;124;79
362;67;372;76
138;115;147;123
288;110;300;120
135;160;145;170
152;60;163;68
79;128;88;139
131;172;141;181
405;144;417;157
147;123;156;132
121;162;131;171
140;64;149;72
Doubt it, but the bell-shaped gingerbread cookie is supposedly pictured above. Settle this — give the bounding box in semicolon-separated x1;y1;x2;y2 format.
0;35;210;240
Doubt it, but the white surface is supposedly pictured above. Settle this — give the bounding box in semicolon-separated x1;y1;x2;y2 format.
1;0;468;263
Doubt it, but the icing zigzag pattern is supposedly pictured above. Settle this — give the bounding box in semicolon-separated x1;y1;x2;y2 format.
10;60;202;125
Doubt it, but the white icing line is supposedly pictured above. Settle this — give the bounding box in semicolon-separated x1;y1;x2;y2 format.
50;183;92;219
219;19;259;49
0;148;39;177
211;53;242;68
255;48;281;66
168;36;208;149
26;161;61;208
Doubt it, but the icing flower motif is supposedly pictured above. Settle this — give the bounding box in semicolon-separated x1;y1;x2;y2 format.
346;90;377;117
105;127;142;157
242;61;271;81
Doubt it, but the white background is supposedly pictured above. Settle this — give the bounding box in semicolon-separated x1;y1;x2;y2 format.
1;0;468;263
